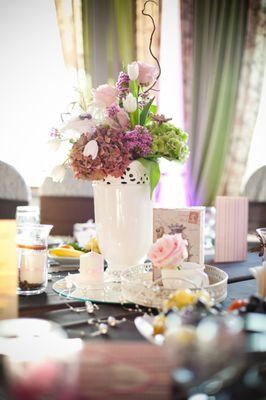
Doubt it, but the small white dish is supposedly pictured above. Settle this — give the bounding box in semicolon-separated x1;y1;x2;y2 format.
65;273;104;290
48;254;80;266
161;262;209;289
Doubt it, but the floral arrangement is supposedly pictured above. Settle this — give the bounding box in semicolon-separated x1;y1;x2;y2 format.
49;3;189;196
148;233;188;269
49;60;189;196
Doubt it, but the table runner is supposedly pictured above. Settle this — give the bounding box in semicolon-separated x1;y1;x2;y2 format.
78;342;173;399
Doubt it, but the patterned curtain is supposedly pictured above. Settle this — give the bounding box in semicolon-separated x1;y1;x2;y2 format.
54;0;90;107
55;0;136;95
180;0;265;206
219;0;266;197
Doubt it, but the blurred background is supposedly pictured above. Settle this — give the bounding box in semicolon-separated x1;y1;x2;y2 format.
0;0;265;232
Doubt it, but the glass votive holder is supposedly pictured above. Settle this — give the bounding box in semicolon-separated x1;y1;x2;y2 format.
16;224;53;295
0;319;82;400
16;206;40;227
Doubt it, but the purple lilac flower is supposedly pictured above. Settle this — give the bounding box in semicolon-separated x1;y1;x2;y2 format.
116;72;130;99
106;104;120;118
50;128;60;138
124;125;152;158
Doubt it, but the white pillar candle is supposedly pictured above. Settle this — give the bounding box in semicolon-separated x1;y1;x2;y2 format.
79;252;104;284
20;253;47;284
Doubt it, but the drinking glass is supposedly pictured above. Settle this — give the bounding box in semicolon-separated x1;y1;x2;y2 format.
256;228;266;262
16;206;40;226
0;319;82;400
17;224;53;295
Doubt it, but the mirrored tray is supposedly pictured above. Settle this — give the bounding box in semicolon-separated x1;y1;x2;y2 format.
53;276;129;304
53;264;228;307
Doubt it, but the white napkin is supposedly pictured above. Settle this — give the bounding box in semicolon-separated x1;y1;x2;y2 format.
249;262;266;297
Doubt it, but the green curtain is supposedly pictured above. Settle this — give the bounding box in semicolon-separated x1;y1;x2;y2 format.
82;0;135;87
181;0;249;205
55;0;135;98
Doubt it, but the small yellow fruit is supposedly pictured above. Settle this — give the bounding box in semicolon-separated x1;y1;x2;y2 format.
163;289;196;311
165;326;197;346
49;247;83;258
153;314;166;335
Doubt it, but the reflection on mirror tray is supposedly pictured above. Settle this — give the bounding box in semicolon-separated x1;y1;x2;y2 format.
52;263;228;307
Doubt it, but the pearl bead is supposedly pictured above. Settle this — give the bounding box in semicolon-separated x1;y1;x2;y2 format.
107;316;116;327
99;323;108;334
85;301;95;314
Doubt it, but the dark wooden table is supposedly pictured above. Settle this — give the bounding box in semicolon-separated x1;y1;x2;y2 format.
19;252;260;340
16;252;264;400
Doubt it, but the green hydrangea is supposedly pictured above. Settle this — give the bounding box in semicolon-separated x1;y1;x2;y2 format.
149;122;189;162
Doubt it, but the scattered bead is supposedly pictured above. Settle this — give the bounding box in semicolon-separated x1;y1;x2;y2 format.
99;323;108;334
85;301;95;314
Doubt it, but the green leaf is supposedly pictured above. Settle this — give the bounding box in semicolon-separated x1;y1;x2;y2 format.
138;158;160;198
150;104;158;114
139;97;155;126
129;80;138;98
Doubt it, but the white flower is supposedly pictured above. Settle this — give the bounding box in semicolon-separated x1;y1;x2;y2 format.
123;93;137;113
61;115;96;136
50;165;65;183
127;61;139;81
83;140;99;160
47;138;61;152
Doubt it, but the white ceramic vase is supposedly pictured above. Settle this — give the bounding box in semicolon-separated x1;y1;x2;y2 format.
92;161;153;281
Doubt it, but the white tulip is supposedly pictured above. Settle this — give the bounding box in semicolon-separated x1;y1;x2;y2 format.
123;93;137;113
50;165;65;183
127;61;139;81
83;140;99;160
47;138;61;152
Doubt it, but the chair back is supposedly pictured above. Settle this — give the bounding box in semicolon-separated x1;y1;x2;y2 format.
40;168;94;235
0;161;30;218
244;166;266;231
244;165;266;202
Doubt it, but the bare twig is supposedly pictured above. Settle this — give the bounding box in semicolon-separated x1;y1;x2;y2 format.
141;0;161;93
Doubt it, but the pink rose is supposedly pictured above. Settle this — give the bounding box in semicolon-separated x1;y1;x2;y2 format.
148;234;188;269
92;84;117;107
137;61;157;85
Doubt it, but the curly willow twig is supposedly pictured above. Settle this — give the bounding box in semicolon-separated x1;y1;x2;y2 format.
141;0;161;93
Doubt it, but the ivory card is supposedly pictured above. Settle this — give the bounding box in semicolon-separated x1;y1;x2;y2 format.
215;197;248;262
153;208;205;264
0;220;18;319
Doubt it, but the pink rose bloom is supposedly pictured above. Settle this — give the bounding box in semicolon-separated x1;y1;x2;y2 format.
148;234;188;269
137;61;157;85
92;84;117;107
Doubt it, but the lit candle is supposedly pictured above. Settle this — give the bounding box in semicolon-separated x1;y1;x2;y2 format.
79;252;104;284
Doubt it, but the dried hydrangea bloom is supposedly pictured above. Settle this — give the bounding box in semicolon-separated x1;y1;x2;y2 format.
69;125;132;180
